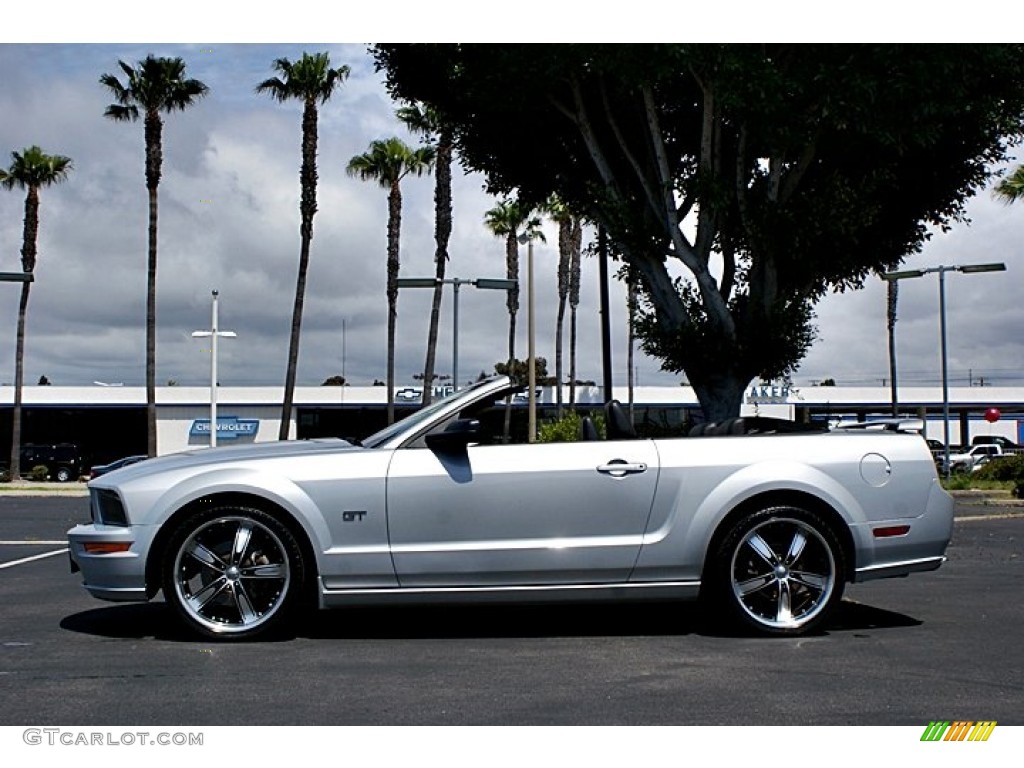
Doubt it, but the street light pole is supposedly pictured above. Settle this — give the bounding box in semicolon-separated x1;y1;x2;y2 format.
452;279;460;393
0;272;34;283
527;237;537;443
882;262;1006;479
191;290;237;448
397;276;517;396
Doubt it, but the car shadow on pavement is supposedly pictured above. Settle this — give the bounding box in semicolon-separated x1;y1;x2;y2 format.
60;598;920;642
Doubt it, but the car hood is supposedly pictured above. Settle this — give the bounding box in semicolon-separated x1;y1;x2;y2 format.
89;438;363;487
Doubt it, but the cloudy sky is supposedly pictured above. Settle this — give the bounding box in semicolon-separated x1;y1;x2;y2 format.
1;39;1022;394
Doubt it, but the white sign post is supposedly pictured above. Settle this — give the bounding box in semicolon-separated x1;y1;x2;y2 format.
191;290;237;448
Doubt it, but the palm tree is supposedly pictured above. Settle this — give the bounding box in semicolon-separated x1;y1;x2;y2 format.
397;102;453;404
567;217;583;405
994;164;1024;203
542;196;573;418
257;52;350;440
101;55;208;456
2;147;72;481
347;137;436;424
484;199;543;380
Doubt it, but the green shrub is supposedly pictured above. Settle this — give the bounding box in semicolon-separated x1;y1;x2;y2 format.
537;411;606;443
973;454;1024;483
943;473;972;491
30;465;50;482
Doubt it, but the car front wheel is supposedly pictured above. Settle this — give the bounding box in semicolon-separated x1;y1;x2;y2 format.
711;506;845;636
162;506;305;640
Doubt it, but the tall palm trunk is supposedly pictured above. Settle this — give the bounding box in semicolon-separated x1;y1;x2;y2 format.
568;218;582;405
9;282;31;480
554;218;571;418
144;111;163;456
8;186;39;481
420;134;452;404
279;99;319;439
627;273;637;422
505;231;519;368
503;231;520;442
386;181;403;425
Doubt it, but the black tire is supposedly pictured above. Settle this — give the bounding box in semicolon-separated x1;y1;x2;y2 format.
709;506;845;636
162;506;306;640
55;466;73;483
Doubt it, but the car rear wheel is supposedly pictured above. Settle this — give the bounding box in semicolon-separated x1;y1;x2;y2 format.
162;506;305;640
711;506;845;636
55;466;73;483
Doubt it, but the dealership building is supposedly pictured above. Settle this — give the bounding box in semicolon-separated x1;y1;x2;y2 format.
2;380;1022;471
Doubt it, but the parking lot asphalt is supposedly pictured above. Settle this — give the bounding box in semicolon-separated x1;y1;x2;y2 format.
0;494;1021;726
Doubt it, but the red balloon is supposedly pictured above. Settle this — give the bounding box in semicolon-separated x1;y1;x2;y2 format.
984;407;1001;423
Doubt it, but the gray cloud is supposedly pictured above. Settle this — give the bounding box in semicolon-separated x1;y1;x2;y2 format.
2;44;1022;397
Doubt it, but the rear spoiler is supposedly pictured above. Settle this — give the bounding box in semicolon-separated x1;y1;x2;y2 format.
833;419;924;434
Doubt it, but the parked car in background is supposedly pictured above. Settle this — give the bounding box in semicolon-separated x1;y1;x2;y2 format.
89;455;149;480
944;443;1009;473
20;443;83;482
69;376;953;641
971;435;1021;451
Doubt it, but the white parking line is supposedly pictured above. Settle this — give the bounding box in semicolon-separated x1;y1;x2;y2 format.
0;540;67;545
0;548;69;569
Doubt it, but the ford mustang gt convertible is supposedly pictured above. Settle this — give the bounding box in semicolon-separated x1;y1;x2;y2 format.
68;376;953;640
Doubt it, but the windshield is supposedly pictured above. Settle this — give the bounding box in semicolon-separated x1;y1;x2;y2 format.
361;379;502;449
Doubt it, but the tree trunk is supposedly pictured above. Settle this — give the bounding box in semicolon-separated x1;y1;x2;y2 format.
568;218;582;405
503;232;519;443
386;181;403;425
691;372;748;424
627;275;637;422
8;185;39;480
421;138;452;405
144;112;163;456
554;218;570;418
8;281;31;481
279;100;320;440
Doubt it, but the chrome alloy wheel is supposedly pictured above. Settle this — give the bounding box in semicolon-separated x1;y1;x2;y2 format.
729;516;837;631
172;515;291;635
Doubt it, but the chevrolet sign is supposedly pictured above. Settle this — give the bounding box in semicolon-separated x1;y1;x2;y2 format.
189;416;259;439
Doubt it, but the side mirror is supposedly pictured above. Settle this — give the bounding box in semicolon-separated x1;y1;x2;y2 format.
425;419;481;453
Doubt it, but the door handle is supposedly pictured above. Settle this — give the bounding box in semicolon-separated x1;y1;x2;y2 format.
597;460;648;477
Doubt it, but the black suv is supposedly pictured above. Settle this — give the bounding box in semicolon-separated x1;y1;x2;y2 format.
19;443;83;482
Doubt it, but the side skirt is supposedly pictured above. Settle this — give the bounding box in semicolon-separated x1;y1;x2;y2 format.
319;580;701;609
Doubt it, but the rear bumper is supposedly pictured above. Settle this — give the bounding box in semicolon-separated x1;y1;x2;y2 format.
851;481;955;582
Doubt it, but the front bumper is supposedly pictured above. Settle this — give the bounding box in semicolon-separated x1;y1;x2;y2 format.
67;523;151;602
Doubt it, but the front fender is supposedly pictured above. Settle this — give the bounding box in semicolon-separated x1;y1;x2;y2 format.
147;467;333;556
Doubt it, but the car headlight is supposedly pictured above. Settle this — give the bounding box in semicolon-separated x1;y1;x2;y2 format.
91;488;128;526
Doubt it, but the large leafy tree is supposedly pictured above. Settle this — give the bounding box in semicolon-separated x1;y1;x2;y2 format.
397;102;454;403
2;146;72;481
375;44;1024;421
101;55;208;455
257;52;350;440
347;137;436;424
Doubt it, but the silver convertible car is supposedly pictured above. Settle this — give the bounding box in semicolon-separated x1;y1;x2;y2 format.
69;376;954;640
